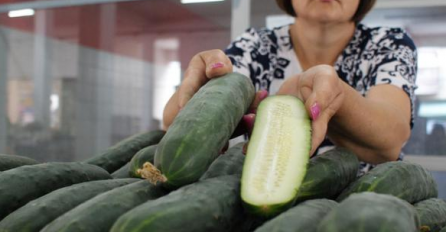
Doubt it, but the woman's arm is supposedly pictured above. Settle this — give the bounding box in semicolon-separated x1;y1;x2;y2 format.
328;81;411;164
277;65;412;164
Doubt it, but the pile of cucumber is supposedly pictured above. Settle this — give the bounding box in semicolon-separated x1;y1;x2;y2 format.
0;73;444;232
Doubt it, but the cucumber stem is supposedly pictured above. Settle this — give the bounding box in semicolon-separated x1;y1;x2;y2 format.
137;162;167;184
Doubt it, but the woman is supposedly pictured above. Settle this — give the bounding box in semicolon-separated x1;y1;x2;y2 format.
163;0;417;173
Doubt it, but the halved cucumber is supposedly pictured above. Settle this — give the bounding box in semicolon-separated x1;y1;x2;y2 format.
241;95;311;217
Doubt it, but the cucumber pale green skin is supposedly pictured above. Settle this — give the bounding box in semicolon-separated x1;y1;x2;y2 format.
0;162;111;220
414;198;446;232
111;162;132;178
129;145;157;178
155;73;255;189
255;199;338;232
111;175;243;232
41;180;166;232
85;130;165;173
199;142;245;180
296;147;359;203
0;154;38;171
336;161;438;204
0;178;138;232
318;192;419;232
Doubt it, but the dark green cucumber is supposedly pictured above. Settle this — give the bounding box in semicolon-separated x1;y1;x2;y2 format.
154;73;255;189
318;192;419;232
242;96;311;217
111;163;131;178
0;154;38;171
129;145;157;178
0;178;138;232
84;130;165;173
296;147;359;202
0;162;110;220
41;180;166;232
111;175;243;232
200;142;245;180
337;161;438;204
414;198;446;232
255;199;338;232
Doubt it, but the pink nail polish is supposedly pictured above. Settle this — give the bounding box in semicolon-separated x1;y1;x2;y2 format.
259;90;268;100
211;62;224;69
311;103;320;120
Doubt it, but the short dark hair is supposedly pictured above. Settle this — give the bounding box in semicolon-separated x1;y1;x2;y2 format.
275;0;377;23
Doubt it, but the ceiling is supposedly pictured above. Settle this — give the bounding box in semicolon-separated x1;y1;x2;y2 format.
0;0;444;58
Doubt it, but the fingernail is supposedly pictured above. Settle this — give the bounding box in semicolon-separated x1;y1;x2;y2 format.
211;62;224;69
243;114;255;123
311;102;320;120
259;90;268;100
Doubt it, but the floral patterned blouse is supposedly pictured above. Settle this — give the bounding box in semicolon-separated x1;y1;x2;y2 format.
224;23;418;174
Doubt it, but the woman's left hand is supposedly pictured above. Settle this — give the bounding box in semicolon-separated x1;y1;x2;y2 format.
276;65;345;156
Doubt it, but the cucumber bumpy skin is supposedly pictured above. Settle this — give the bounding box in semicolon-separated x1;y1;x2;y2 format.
318;192;420;232
0;178;138;232
0;162;111;220
241;95;311;217
148;72;255;189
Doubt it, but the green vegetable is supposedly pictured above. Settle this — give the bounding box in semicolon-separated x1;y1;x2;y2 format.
200;142;245;180
84;130;165;173
337;161;438;204
111;163;131;178
41;180;166;232
153;72;254;189
255;199;338;232
0;162;110;220
296;147;359;203
129;145;157;178
318;192;419;232
241;95;311;217
440;227;446;232
414;198;446;232
0;178;137;232
0;154;38;171
111;175;243;232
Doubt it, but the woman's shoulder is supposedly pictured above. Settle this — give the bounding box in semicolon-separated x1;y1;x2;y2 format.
356;24;416;48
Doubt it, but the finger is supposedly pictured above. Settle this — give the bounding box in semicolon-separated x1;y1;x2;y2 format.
178;50;233;108
300;67;340;121
249;90;268;114
230;112;256;139
309;113;329;156
243;142;249;155
243;113;256;137
203;49;233;78
276;75;303;100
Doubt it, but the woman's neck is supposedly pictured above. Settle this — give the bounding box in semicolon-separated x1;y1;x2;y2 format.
290;19;356;71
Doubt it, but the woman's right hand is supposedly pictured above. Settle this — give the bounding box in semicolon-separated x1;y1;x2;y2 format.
163;49;233;130
162;49;267;135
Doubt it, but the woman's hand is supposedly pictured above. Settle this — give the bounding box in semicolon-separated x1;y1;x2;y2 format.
163;49;232;129
276;65;345;156
163;49;268;133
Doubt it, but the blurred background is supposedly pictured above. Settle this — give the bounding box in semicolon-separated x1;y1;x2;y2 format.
0;0;444;197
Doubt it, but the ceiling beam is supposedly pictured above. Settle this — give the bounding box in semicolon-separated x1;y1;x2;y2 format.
0;0;138;13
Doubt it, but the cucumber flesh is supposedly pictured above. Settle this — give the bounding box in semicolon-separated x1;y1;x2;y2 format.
242;95;311;216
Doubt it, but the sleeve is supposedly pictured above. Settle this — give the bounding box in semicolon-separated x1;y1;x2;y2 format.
224;28;260;80
370;28;418;128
